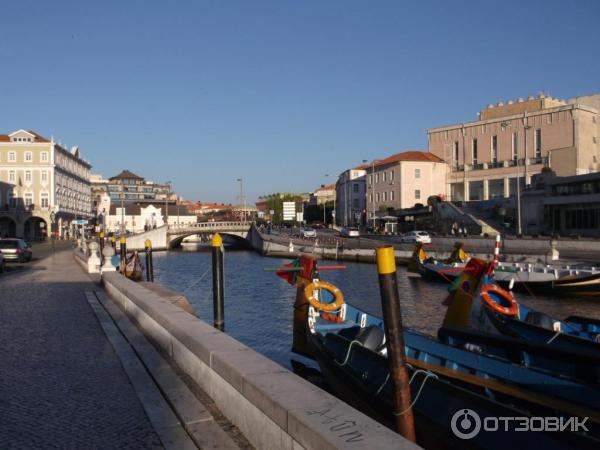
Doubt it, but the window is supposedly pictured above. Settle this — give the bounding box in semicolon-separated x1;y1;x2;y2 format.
472;139;478;165
375;173;379;183
8;151;16;162
382;171;386;182
546;114;552;125
25;151;32;162
25;171;32;183
390;171;394;181
383;192;387;202
8;191;16;208
376;193;380;202
41;151;48;162
390;191;394;201
8;171;15;183
481;124;486;134
415;189;421;200
491;135;498;164
369;194;373;203
453;141;459;168
353;183;359;193
535;129;542;158
24;192;33;207
41;171;48;183
41;192;49;208
512;132;518;161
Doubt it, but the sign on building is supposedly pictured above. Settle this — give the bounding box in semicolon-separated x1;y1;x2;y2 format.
282;202;296;221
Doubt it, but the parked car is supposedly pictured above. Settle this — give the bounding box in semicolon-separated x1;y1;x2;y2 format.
0;238;33;263
339;227;360;238
300;228;317;238
400;230;431;244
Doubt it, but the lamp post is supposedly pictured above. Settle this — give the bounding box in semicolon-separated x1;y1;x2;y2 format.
120;182;125;234
164;181;171;228
237;178;245;223
501;121;522;236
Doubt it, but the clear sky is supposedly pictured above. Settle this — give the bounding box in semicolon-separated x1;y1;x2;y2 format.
1;0;599;203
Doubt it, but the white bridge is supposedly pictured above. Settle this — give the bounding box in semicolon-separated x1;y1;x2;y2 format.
167;221;252;248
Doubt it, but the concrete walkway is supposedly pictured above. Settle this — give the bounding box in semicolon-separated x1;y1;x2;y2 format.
0;245;163;449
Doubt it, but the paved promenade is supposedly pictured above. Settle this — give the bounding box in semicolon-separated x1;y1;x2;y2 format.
0;243;163;449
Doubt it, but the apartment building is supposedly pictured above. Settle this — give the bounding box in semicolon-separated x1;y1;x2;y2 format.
428;93;600;201
335;165;367;227
366;151;446;221
0;129;92;239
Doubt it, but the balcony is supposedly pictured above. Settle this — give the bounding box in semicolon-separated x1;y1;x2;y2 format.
452;156;548;172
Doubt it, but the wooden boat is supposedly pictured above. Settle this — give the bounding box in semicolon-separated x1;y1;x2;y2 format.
411;242;600;297
443;257;600;357
123;251;143;281
274;256;600;449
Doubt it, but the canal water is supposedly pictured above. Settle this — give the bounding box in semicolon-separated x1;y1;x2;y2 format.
152;247;600;369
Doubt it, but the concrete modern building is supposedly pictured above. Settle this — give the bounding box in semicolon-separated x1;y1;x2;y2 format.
522;170;600;237
335;165;367;227
365;151;446;223
91;170;172;206
428;93;600;201
0;129;92;239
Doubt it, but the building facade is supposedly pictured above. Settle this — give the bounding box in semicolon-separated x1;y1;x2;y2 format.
366;151;446;222
428;93;600;202
335;166;366;227
104;203;196;234
0;129;92;239
522;170;600;237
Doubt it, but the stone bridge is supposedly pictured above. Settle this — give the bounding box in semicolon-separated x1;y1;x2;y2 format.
166;221;252;248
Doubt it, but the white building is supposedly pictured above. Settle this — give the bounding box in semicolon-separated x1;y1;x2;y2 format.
335;165;367;227
105;203;197;234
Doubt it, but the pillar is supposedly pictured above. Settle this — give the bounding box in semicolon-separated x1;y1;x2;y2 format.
483;178;489;201
464;180;470;202
503;176;510;198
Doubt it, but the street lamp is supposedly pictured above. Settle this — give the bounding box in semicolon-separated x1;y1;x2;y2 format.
164;181;171;227
236;178;245;223
501;121;522;236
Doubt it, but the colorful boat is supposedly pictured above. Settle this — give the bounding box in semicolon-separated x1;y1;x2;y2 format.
410;241;600;297
274;255;600;448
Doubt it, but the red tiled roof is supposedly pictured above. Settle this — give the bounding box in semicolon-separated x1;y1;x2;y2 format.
375;150;443;166
316;183;336;192
0;130;50;143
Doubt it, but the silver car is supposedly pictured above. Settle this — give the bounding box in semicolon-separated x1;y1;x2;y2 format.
0;239;33;263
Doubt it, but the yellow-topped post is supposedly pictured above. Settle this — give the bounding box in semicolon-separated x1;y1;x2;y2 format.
375;246;416;442
144;239;154;282
119;235;127;270
99;231;105;254
212;233;225;330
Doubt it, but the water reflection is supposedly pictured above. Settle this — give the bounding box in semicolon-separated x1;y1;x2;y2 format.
153;249;600;368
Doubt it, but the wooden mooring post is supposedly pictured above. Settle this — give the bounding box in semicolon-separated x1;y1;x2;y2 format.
212;233;225;331
375;246;416;442
144;239;154;282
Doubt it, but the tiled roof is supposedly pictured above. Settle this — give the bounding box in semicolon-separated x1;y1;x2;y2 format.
0;130;50;143
109;170;144;181
316;184;336;192
375;151;443;166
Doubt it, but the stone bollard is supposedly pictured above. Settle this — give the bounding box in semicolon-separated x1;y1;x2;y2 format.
81;239;88;255
87;241;101;273
549;238;559;261
101;245;117;273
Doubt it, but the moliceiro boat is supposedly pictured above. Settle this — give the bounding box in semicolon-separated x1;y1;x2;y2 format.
410;239;600;297
273;255;600;449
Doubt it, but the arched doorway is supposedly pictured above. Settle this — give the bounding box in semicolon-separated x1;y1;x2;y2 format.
23;217;48;241
0;217;16;238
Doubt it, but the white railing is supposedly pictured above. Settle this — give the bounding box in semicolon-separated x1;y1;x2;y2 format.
168;221;251;231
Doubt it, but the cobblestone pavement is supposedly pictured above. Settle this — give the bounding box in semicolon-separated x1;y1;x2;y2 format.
0;247;163;449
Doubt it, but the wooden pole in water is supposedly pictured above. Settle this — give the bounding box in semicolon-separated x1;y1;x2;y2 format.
119;236;127;271
144;239;154;282
212;233;225;331
375;246;416;442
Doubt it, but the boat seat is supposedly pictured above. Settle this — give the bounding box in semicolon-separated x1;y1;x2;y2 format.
524;311;555;330
337;325;386;352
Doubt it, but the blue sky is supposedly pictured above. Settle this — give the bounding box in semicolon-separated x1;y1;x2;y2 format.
1;0;599;203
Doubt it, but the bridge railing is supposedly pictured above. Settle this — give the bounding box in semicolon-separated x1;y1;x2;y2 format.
168;221;251;231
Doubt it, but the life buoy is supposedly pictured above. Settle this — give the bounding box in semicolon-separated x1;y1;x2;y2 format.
481;284;518;316
304;281;345;312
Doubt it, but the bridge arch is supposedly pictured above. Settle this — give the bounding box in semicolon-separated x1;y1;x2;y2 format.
168;231;249;249
166;221;252;249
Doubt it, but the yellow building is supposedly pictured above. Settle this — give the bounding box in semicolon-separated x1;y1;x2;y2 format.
0;129;92;239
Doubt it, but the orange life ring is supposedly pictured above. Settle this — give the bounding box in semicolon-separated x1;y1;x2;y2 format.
481;284;518;316
304;281;345;312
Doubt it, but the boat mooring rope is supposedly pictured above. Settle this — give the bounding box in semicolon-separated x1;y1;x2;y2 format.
335;340;363;366
546;330;562;344
393;369;439;416
182;266;212;294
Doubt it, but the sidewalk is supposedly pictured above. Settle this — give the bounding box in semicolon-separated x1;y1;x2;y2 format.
0;246;163;449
